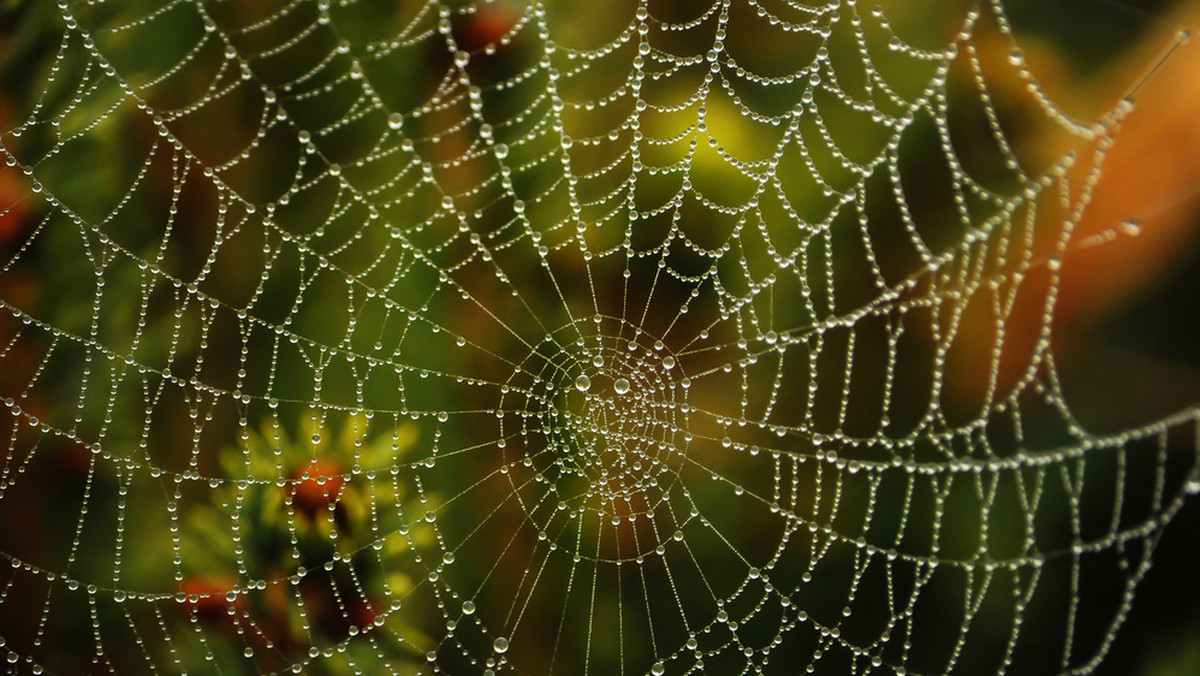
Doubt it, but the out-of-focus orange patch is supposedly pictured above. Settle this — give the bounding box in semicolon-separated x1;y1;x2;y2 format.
945;13;1200;415
179;576;241;627
0;169;30;247
1058;20;1200;346
347;593;381;632
0;99;32;248
453;2;521;53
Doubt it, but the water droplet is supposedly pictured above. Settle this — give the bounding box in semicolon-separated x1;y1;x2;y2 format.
614;379;630;395
593;354;604;367
1121;218;1141;236
493;637;509;653
662;356;676;370
652;662;665;675
388;112;403;129
462;600;476;615
575;375;591;392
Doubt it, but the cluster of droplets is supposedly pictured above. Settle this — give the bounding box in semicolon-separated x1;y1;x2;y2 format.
492;321;696;563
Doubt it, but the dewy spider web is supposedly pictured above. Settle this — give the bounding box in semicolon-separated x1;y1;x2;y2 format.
0;0;1197;673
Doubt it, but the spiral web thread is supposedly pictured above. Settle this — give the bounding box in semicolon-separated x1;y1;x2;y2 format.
0;0;1197;674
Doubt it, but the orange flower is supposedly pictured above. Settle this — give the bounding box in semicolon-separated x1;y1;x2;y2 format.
290;460;346;520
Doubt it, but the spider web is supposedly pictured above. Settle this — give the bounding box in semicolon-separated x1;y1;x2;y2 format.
0;0;1197;673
